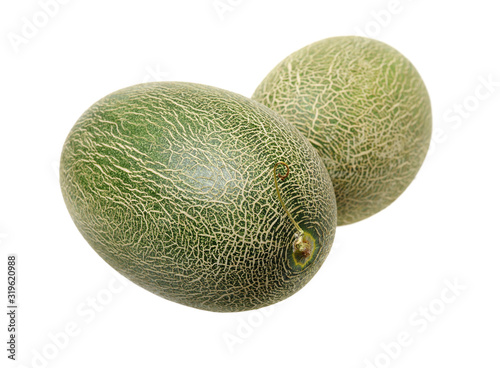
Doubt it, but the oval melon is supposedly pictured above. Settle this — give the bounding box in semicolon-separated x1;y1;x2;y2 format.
253;36;432;225
60;82;337;312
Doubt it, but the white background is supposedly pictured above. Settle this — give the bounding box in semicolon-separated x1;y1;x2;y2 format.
1;0;499;367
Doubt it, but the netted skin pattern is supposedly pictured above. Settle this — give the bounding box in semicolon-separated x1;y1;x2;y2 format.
60;82;337;312
253;36;432;225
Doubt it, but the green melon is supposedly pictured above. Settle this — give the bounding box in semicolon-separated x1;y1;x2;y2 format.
60;82;336;312
253;36;432;225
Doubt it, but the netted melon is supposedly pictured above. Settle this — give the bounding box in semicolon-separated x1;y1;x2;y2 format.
253;36;432;225
60;82;337;312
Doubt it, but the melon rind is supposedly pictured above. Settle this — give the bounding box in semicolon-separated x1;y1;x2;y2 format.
253;36;432;225
60;82;337;312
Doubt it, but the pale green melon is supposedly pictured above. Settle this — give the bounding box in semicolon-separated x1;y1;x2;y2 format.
60;82;336;312
253;36;432;225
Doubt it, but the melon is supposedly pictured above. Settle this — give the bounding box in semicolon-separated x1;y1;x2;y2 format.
60;82;337;312
253;36;432;225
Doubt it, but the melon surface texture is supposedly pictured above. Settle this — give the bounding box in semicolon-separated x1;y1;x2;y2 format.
60;82;337;312
253;36;432;225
